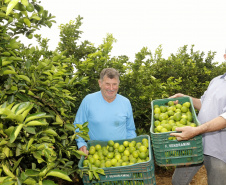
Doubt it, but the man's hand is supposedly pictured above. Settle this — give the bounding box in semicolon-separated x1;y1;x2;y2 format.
169;93;186;99
170;126;197;141
79;145;89;156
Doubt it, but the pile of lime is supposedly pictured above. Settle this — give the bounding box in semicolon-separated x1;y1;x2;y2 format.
83;138;149;168
153;101;197;134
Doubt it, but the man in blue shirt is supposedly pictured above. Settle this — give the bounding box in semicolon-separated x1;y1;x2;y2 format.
169;54;226;185
74;68;137;155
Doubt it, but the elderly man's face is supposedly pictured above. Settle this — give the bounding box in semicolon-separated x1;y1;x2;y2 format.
98;76;119;103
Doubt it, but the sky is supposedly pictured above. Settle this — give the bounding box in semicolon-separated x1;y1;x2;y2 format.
22;0;226;63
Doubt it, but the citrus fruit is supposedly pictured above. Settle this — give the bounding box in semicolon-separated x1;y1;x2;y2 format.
89;157;95;164
83;159;89;167
160;105;167;113
95;144;102;151
139;145;147;153
154;113;160;120
175;104;182;109
113;142;120;149
123;150;130;156
108;140;114;147
105;160;112;168
111;158;117;166
139;152;147;159
142;138;148;144
154;105;159;109
183;102;191;108
190;123;196;127
115;154;121;161
107;152;114;159
168;101;175;106
180;118;187;125
160;128;168;133
123;141;129;147
93;153;99;160
156;125;163;132
181;106;188;113
136;142;142;149
122;155;129;162
174;112;182;121
118;145;125;153
89;148;95;155
129;140;136;147
121;162;128;166
132;151;139;158
108;146;114;152
154;107;161;114
94;160;101;167
129;146;136;153
167;110;174;116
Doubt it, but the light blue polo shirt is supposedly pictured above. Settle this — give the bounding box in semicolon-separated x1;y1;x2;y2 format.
74;91;137;149
198;73;226;163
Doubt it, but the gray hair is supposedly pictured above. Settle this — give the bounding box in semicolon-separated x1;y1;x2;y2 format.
100;68;120;80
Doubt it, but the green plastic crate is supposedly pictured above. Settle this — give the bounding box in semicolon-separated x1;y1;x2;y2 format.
78;135;156;185
150;96;204;166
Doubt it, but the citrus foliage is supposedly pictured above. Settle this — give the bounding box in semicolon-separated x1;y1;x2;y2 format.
0;1;89;184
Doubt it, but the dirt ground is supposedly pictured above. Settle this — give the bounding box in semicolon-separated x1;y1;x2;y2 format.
155;165;207;185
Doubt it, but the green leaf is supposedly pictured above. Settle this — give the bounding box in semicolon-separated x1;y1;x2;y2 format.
3;146;10;157
68;75;78;85
93;171;100;180
16;75;31;83
26;137;34;151
79;134;90;141
21;0;28;6
26;120;48;126
21;103;34;119
44;129;58;136
10;124;24;143
23;177;37;185
6;0;19;16
23;18;31;27
3;70;17;75
64;124;75;132
56;115;63;124
42;180;57;185
76;150;88;157
12;157;23;172
76;124;83;129
2;164;15;178
30;14;41;20
46;169;72;182
25;169;40;176
24;112;46;123
82;122;88;128
23;127;36;134
2;61;12;66
0;139;8;146
15;102;30;115
11;103;20;114
88;171;93;180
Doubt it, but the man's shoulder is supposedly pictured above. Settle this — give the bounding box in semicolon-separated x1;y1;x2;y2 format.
117;94;130;102
83;91;101;102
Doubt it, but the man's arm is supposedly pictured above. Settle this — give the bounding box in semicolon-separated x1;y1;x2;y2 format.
74;98;89;155
170;116;226;141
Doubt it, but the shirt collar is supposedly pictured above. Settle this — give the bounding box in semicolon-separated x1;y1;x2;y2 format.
220;72;226;79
